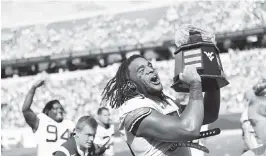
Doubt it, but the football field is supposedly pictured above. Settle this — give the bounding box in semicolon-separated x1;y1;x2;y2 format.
2;113;245;156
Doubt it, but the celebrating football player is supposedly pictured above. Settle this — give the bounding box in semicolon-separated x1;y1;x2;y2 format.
22;79;75;156
102;55;220;156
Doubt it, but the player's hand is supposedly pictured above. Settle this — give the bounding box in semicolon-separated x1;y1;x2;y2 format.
32;80;45;89
179;66;201;85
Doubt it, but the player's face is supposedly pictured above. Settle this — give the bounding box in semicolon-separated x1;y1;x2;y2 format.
248;104;266;144
48;103;64;122
128;58;163;95
76;125;97;149
99;109;110;125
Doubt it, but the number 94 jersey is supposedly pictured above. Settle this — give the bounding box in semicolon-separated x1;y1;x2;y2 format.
34;113;75;156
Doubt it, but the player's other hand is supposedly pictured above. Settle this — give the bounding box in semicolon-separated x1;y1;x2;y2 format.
179;66;201;85
32;80;45;89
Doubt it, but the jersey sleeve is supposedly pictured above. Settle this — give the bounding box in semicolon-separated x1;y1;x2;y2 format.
124;107;152;135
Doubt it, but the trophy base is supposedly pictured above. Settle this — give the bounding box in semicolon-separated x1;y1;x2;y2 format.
171;75;230;92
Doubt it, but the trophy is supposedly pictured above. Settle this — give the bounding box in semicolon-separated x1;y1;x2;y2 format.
171;25;229;92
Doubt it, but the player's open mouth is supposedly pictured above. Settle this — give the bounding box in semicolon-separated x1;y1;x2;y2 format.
150;75;160;85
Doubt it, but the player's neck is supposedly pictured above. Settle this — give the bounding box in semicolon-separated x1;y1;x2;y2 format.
80;146;87;153
146;92;165;101
97;119;110;129
48;116;63;123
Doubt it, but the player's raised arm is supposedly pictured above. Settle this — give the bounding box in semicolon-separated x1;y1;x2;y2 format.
126;66;204;142
22;80;44;132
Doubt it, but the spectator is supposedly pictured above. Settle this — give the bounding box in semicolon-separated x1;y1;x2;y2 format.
53;115;107;156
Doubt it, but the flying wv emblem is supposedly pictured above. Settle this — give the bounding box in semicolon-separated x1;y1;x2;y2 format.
204;51;214;61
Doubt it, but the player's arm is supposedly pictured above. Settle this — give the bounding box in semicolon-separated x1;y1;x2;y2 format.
22;80;44;132
202;89;220;124
242;121;258;149
125;68;204;142
176;89;220;125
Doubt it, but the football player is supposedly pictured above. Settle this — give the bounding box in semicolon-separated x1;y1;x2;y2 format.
242;79;266;156
102;55;220;156
94;107;115;156
22;80;75;156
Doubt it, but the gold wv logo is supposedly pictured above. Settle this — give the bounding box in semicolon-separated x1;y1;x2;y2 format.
204;51;214;61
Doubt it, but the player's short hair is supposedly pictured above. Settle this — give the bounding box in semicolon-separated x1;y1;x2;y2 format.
75;116;98;131
97;107;109;115
42;100;65;115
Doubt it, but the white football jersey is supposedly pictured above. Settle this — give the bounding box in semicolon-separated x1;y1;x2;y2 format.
119;95;191;156
94;123;115;156
34;113;75;156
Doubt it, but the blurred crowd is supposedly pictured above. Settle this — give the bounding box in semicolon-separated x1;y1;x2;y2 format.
1;1;266;60
1;48;266;129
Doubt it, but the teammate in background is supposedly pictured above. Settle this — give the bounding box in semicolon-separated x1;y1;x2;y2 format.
94;107;115;156
242;79;266;156
240;108;261;153
240;89;261;153
22;80;75;156
102;55;220;156
54;116;107;156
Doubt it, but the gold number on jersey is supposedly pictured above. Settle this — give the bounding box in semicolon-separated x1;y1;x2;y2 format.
46;125;70;142
60;129;70;140
46;125;57;142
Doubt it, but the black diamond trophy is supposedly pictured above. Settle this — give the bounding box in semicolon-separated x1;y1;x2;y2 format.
171;25;229;92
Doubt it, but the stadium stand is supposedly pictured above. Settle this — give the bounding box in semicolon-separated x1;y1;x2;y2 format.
2;48;266;129
1;1;266;60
